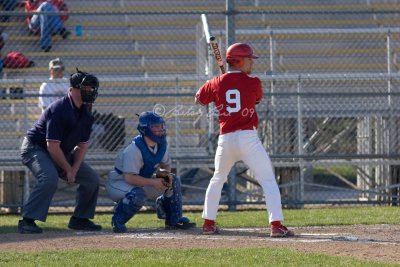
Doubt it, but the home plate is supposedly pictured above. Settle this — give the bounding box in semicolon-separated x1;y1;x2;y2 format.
300;233;344;236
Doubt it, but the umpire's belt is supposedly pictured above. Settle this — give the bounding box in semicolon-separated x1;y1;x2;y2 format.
114;167;123;175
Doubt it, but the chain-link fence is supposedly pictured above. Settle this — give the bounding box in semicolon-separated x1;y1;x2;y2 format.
2;0;400;212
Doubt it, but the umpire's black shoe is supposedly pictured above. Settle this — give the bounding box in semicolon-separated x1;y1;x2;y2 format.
18;219;43;234
68;217;102;231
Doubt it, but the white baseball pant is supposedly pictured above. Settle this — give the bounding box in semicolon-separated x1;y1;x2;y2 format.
202;130;284;223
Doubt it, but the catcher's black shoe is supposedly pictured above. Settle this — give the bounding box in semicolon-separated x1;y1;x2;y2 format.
112;215;127;233
68;217;102;231
18;219;43;234
165;220;196;230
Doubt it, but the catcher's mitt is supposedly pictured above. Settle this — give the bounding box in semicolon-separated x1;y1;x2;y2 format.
155;169;173;188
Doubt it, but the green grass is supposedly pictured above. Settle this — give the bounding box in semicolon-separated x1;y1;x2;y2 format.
0;248;396;267
1;206;400;233
1;207;400;266
313;165;357;184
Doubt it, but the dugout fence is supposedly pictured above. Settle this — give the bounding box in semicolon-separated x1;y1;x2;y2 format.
2;0;400;212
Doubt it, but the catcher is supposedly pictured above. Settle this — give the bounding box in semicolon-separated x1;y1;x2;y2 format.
106;111;196;233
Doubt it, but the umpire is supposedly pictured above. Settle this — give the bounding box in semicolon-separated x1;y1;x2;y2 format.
18;68;102;234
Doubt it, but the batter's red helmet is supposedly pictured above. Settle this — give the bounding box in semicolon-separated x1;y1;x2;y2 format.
226;43;258;67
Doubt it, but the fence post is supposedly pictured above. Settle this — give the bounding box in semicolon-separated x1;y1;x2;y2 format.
174;77;180;177
386;29;399;204
385;29;392;203
268;30;277;155
296;76;305;208
23;83;29;207
228;165;237;211
226;0;237;211
387;29;392;105
226;0;235;47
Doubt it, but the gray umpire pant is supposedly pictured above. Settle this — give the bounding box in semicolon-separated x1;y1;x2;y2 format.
20;137;100;222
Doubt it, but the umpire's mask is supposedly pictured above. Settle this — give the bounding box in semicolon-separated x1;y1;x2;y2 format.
70;68;99;104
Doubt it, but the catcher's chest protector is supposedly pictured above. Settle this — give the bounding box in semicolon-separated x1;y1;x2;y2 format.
133;135;166;177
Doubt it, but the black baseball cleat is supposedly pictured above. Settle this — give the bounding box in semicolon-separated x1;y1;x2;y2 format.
18;219;43;234
165;221;196;230
68;217;102;231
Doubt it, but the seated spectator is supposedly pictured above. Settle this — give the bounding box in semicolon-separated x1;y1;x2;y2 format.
0;0;18;22
38;57;69;112
25;0;70;52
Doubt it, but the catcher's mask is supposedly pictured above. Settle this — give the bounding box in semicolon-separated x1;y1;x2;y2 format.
70;68;99;104
137;111;166;144
226;43;258;68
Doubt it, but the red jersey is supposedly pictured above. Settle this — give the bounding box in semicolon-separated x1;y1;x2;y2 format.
196;71;263;135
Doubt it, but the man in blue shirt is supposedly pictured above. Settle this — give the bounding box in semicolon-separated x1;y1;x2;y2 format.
18;68;102;234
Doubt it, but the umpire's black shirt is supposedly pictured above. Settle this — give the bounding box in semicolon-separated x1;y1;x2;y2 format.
26;93;94;155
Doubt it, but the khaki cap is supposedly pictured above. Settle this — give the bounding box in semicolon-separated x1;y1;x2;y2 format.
49;58;64;70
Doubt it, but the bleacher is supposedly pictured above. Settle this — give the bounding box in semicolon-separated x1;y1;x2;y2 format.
3;1;400;78
2;1;400;208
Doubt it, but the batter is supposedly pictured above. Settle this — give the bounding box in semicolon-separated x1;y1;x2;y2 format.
195;43;294;237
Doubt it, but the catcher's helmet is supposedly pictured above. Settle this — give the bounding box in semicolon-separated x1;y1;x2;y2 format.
70;68;99;104
226;43;258;67
137;111;166;144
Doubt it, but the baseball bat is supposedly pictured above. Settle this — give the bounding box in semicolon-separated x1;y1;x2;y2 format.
201;14;226;74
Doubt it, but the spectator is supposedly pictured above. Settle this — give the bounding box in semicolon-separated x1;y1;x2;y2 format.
17;69;102;234
38;57;69;112
25;0;70;52
0;0;17;22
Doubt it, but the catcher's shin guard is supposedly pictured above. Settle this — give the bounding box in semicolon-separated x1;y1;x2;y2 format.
112;201;128;233
162;175;183;226
112;188;145;233
156;195;166;219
